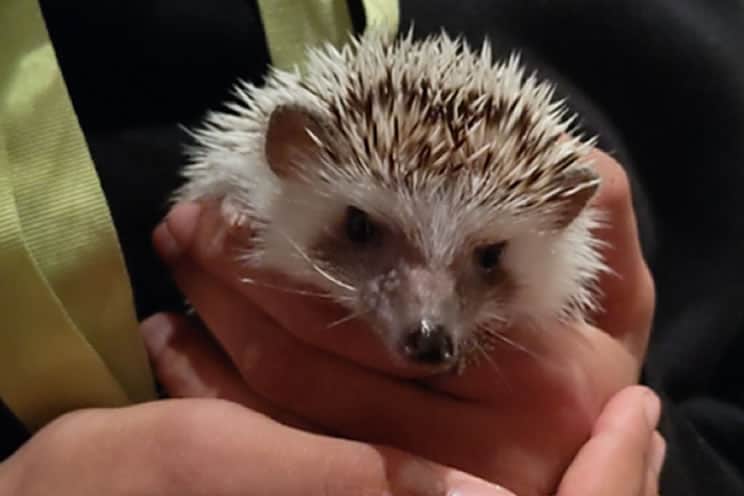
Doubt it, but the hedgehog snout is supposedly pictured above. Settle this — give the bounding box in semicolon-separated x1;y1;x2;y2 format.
400;320;457;367
363;264;464;371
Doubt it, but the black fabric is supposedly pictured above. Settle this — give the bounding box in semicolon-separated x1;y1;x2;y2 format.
2;1;742;494
347;0;367;36
0;400;28;459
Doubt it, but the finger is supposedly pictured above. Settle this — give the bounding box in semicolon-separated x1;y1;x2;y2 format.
556;385;661;496
163;399;518;496
589;148;655;356
139;312;320;432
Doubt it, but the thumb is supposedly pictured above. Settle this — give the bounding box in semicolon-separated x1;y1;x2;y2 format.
556;385;663;495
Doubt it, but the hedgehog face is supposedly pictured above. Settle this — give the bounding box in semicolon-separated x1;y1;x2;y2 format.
252;103;606;372
307;203;521;370
311;205;467;369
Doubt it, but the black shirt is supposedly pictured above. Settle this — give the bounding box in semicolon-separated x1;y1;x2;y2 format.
2;1;743;494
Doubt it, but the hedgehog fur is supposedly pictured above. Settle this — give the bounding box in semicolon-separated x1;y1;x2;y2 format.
174;28;609;369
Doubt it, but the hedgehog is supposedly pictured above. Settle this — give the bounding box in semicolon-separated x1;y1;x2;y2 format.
173;29;609;373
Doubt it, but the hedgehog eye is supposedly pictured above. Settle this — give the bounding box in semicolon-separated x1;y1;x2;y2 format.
475;242;506;271
345;206;376;244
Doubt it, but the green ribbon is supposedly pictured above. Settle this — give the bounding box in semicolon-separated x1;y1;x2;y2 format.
359;0;399;32
256;0;399;71
0;0;156;431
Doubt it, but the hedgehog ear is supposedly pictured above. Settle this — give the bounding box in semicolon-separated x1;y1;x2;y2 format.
548;167;600;230
265;106;327;179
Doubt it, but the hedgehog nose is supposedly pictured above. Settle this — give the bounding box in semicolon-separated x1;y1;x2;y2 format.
402;321;455;366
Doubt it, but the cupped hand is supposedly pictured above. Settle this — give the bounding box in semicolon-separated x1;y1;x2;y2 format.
149;147;656;495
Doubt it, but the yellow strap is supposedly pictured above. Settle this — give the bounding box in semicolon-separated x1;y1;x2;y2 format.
0;0;155;431
256;0;355;71
359;0;399;32
256;0;399;71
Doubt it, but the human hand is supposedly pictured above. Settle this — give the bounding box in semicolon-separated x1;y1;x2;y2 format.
0;336;512;496
150;147;655;495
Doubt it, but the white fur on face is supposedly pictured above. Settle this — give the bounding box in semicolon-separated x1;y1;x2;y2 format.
230;171;607;337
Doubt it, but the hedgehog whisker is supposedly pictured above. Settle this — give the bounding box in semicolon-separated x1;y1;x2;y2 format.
279;231;358;293
468;334;496;365
460;334;510;389
479;324;543;363
476;342;510;390
238;276;343;300
478;311;509;326
326;307;371;329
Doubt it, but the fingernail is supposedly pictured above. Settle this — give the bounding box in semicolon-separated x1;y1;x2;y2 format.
649;431;667;476
166;201;202;247
154;202;203;261
139;314;176;357
153;222;182;262
643;389;661;428
449;474;516;496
